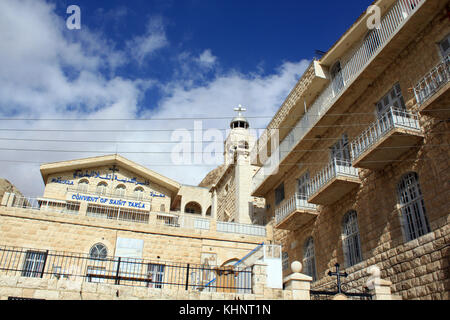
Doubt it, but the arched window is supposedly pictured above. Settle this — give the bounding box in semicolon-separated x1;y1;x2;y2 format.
96;182;107;195
331;61;344;96
205;206;212;216
303;237;317;281
134;187;144;200
115;184;126;198
78;179;89;193
342;210;363;267
397;172;430;242
89;243;108;260
185;202;202;215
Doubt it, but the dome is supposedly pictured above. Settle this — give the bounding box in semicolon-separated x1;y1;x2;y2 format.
230;116;249;129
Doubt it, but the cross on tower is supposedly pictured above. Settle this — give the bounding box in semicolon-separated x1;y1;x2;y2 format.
327;263;348;294
233;104;246;117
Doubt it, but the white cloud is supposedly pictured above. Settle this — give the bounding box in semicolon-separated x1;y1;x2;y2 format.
126;17;168;65
197;49;217;68
0;0;310;197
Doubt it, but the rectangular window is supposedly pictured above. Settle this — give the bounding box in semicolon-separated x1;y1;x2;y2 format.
330;134;350;165
439;34;450;57
22;251;47;278
297;172;310;200
376;83;406;117
147;264;165;289
274;183;285;206
282;252;289;271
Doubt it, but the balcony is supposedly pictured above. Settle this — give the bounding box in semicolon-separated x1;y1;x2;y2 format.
413;55;450;118
308;159;361;206
251;0;435;196
275;193;318;230
350;107;423;170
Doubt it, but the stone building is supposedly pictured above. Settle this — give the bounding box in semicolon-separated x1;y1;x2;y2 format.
251;0;449;300
0;0;448;301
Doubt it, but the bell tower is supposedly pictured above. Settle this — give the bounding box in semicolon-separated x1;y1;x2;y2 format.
224;105;254;165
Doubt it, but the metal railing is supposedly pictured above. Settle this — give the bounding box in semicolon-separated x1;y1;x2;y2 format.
11;196;80;215
275;193;317;225
252;0;424;193
309;159;359;198
413;54;450;105
217;221;266;237
350;107;421;161
0;245;252;293
5;194;265;236
86;204;150;224
155;212;211;230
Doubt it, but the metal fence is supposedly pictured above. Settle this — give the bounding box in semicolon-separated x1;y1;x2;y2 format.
414;55;450;105
0;246;253;293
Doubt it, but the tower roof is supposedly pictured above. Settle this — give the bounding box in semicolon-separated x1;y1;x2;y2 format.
230;105;249;129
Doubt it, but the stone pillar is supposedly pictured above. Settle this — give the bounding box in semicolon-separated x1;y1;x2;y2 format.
368;278;395;300
283;261;312;300
1;192;10;206
211;185;217;219
234;152;252;225
252;260;267;297
6;193;16;207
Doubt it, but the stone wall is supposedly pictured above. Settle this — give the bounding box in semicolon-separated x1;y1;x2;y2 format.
0;204;267;267
0;260;291;300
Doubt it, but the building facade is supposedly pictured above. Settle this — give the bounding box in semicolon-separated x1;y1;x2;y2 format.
251;0;449;300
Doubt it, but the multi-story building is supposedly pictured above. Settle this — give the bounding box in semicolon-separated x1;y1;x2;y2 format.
251;0;449;300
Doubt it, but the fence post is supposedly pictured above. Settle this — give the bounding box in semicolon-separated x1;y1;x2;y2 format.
185;264;190;290
40;250;49;278
115;257;121;285
283;261;312;300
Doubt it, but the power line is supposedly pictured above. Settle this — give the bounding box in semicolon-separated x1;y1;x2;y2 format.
0;157;447;167
0;108;448;121
0;144;447;154
1;133;448;144
0;123;447;132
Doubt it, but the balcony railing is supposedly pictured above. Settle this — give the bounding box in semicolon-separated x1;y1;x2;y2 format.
309;159;359;199
252;0;424;194
4;193;265;237
413;54;450;105
275;193;317;225
217;221;266;237
350;107;421;162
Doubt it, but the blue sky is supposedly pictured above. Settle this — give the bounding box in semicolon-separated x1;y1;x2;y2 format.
0;0;374;195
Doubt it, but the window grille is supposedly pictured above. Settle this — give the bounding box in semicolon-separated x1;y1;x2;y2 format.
303;237;317;281
376;83;406;117
397;172;430;242
147;264;165;288
439;34;450;57
282;252;289;271
297;171;310;200
275;183;285;205
22;251;47;278
342;211;363;267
